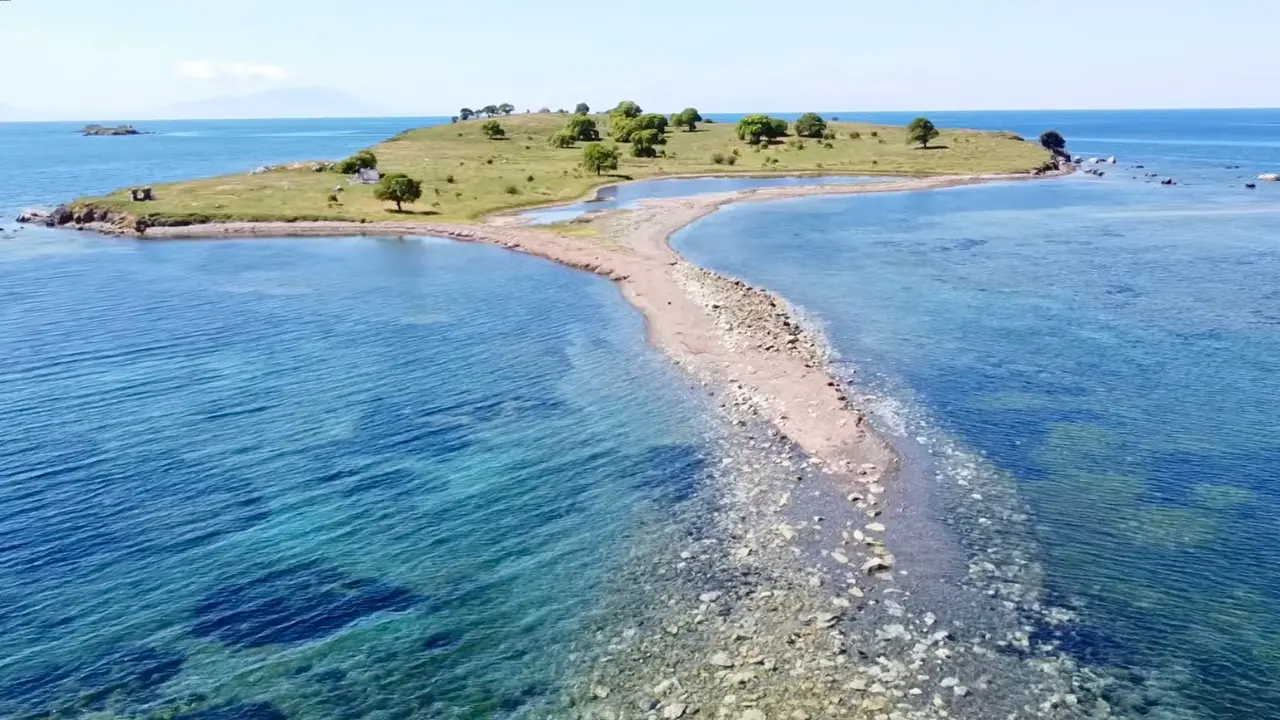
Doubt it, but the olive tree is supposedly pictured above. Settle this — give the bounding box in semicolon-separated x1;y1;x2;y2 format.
631;129;663;157
498;103;515;115
581;143;620;175
671;108;702;131
1040;130;1067;154
549;130;577;148
334;149;378;174
906;117;940;148
373;173;423;212
459;108;475;121
565;114;600;141
610;101;643;119
736;114;788;144
574;102;590;115
794;112;828;138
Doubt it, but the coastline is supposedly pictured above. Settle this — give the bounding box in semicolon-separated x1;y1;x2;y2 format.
36;170;1118;718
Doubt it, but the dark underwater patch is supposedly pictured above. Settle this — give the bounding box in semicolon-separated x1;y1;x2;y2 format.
631;443;708;503
0;645;185;718
191;562;422;647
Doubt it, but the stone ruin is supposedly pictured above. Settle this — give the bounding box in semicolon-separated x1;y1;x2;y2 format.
128;187;154;202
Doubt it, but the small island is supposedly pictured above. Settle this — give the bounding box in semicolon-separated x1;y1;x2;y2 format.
81;124;146;137
51;104;1055;230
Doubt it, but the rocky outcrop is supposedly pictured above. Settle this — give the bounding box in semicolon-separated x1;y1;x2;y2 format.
1257;173;1280;182
81;124;146;136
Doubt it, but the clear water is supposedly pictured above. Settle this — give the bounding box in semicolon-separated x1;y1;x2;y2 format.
519;175;889;224
0;120;710;719
673;108;1280;720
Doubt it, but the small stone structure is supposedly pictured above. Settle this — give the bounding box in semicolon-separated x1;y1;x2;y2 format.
128;187;154;202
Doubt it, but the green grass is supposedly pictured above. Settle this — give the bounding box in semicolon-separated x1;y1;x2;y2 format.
75;114;1051;225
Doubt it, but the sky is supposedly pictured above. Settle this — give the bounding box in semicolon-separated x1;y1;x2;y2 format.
1;0;1277;120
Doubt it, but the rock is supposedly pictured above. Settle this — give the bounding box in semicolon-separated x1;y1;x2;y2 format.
591;684;611;699
940;677;959;688
251;165;271;175
81;124;143;136
861;555;894;574
15;208;49;224
710;651;735;667
830;550;850;565
1106;156;1117;164
1246;183;1257;189
740;710;766;720
953;686;970;697
1257;173;1280;181
663;702;688;719
1160;177;1175;186
699;591;722;603
638;698;659;712
865;523;885;533
49;206;73;226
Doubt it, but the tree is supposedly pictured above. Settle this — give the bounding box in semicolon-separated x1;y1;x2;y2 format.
631;129;662;157
538;107;552;113
564;114;599;141
481;104;499;117
635;113;668;133
906;117;940;148
610;116;639;142
575;102;591;115
736;114;788;144
373;173;422;212
1040;130;1067;154
671;107;702;131
794;112;828;138
498;103;515;116
334;149;378;174
610;101;643;119
460;108;475;121
481;120;505;139
549;130;577;148
581;143;620;175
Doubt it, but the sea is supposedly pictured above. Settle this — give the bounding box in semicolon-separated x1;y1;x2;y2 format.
2;109;1279;719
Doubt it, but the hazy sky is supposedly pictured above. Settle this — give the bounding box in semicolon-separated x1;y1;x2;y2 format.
2;0;1277;119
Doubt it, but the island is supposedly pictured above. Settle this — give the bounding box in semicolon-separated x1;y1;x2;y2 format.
47;107;1054;231
81;124;146;136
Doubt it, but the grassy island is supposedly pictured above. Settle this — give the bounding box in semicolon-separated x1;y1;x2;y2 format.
70;112;1051;226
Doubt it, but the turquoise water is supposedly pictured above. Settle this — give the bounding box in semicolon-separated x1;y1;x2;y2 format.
673;109;1280;720
0;120;710;719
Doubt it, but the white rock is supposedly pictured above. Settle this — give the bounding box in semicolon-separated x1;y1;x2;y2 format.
711;651;735;667
663;702;688;719
699;591;722;603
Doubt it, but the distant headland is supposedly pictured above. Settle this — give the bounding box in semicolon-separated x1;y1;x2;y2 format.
80;124;148;136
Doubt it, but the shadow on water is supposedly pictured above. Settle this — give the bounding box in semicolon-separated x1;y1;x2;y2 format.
0;645;185;718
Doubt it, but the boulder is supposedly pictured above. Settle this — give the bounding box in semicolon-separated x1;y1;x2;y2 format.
1160;177;1175;186
1106;156;1117;164
1257;173;1280;182
1245;183;1257;189
49;205;73;225
15;208;50;224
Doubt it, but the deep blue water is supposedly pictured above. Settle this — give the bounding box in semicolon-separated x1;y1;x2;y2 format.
0;119;707;719
674;108;1280;720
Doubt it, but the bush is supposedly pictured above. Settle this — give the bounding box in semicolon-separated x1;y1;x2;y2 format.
581;143;620;175
610;101;643;118
445;174;455;183
631;129;662;157
481;120;505;139
711;152;726;165
526;174;535;182
823;142;833;149
794;112;827;138
822;130;837;140
565;114;599;141
848;131;861;139
373;173;422;211
869;131;879;137
334;150;377;174
504;184;520;195
736;114;788;144
671;107;703;131
725;155;737;166
549;130;577;148
635;113;668;133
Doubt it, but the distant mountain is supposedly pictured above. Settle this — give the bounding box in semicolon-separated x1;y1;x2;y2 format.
150;86;393;120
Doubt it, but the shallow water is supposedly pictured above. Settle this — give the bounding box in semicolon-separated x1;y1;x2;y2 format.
519;175;889;224
0;119;712;719
673;108;1280;720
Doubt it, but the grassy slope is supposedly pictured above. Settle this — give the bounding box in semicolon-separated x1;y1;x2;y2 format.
77;114;1050;224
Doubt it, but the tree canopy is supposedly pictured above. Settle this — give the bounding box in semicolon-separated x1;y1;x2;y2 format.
481;104;499;117
671;108;702;132
459;108;475;121
1040;130;1067;153
794;113;828;138
549;130;577;148
497;103;515;116
736;115;789;144
581;143;620;175
610;101;643;119
906;117;940;148
373;173;422;212
574;102;590;115
481;120;505;139
631;129;663;157
565;114;600;141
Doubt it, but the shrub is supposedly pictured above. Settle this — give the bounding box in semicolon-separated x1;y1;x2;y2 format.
481;120;505;139
794;112;827;138
849;131;861;139
334;150;377;174
549;130;577;148
725;155;737;166
822;130;837;140
581;143;620;175
631;129;662;157
671;107;702;131
373;173;422;211
504;184;520;194
526;174;535;182
736;114;788;144
565;114;599;141
711;152;726;165
446;174;455;183
1040;130;1067;153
